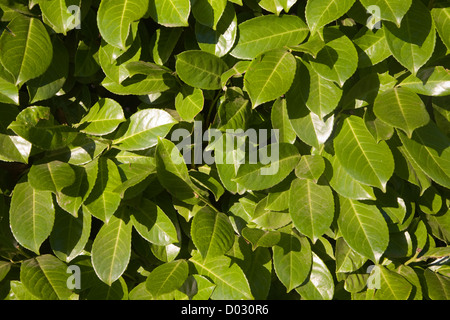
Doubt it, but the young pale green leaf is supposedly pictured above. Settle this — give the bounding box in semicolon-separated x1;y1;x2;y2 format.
307;28;358;87
244;49;296;108
272;231;312;292
432;7;450;51
230;14;309;60
8;106;78;151
10;180;55;254
146;260;189;297
289;179;334;243
113;109;177;151
50;207;91;263
373;87;430;138
234;143;300;191
175;50;228;90
384;0;436;76
28;161;76;195
82;158;122;223
334;115;395;192
149;0;190;27
77;98;125;136
20;254;72;300
175;85;204;122
191;208;235;258
189;251;253;300
97;0;149;50
305;0;356;35
129;198;178;246
295;155;325;182
91;210;133;286
0;16;52;87
399;66;450;97
359;0;412;26
295;252;334;300
397;122;450;189
338;196;389;262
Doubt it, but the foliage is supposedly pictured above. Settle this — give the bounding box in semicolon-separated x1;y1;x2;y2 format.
0;0;449;300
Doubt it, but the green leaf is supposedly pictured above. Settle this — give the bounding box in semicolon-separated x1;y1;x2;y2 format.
155;138;208;205
424;269;450;300
38;0;82;34
215;87;251;131
432;7;450;51
26;36;69;104
338;196;389;262
305;0;356;35
307;28;358;87
295;155;325;182
28;161;76;195
399;66;450;97
195;2;237;57
175;85;204;122
91;209;133;286
77;98;125;136
353;27;391;68
359;0;412;26
82;158;122;223
374;266;413;300
373;87;430;138
129;198;178;246
384;0;436;76
242;227;281;250
295;252;334;300
8;106;78;151
50;206;91;262
234;143;300;191
20;254;73;300
0;77;19;105
334;115;395;192
175;50;228;90
192;0;227;30
151;26;183;65
149;0;190;27
272;230;312;292
189;251;254;300
191;208;235;258
146;260;189;297
10;179;55;254
244;49;296;108
0;16;52;87
113;108;177;151
230;14;309;60
289;178;335;243
271;98;296;144
397;122;450;189
97;0;149;50
335;237;367;273
296;58;343;119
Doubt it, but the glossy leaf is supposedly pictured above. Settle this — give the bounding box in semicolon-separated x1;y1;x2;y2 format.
91;210;133;286
0;16;52;87
338;196;389;262
334;115;395;192
77;98;125;136
359;0;412;26
432;7;450;51
146;260;189;297
149;0;190;27
373;87;430;138
305;0;356;34
230;14;309;60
